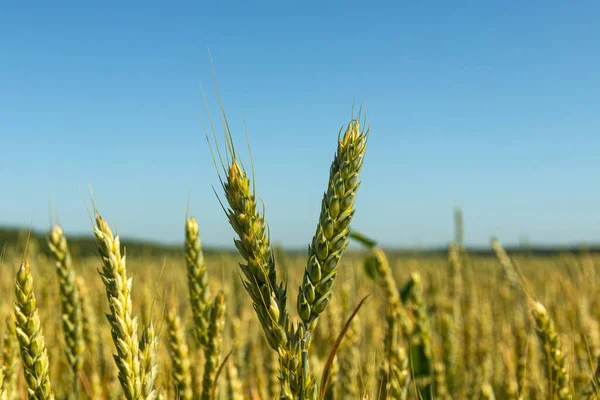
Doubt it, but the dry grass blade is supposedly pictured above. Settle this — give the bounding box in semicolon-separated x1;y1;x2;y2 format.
212;350;233;400
319;295;369;399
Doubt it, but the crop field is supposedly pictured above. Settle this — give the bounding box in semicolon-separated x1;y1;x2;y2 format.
0;119;598;400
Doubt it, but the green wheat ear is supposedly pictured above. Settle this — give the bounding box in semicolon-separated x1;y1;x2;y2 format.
297;119;368;332
14;262;55;400
217;134;299;396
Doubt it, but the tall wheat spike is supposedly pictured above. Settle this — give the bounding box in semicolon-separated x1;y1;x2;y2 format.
94;215;142;399
218;130;299;396
297;120;368;331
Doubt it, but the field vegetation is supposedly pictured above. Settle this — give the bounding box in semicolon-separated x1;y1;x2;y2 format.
1;113;598;400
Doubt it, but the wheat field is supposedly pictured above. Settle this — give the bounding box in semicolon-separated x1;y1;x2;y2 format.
1;118;598;400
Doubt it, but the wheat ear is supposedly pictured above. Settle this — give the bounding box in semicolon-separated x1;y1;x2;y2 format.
222;157;290;350
225;318;244;400
47;225;84;395
1;317;19;400
220;151;300;396
402;272;433;400
14;262;55;400
531;302;571;400
165;308;193;400
139;323;159;400
94;215;142;399
201;291;225;400
225;361;244;400
297;120;368;331
185;217;212;350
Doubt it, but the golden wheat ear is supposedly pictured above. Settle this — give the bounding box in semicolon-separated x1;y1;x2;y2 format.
93;214;143;400
531;301;571;399
201;291;226;400
1;316;20;400
14;262;55;400
165;306;193;400
185;217;212;350
47;225;84;395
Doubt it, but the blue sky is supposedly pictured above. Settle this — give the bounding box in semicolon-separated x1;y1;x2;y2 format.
1;1;599;248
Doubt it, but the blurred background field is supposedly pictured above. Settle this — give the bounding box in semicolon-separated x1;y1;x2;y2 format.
2;215;600;399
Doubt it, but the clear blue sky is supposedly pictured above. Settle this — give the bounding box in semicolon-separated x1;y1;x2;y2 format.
1;1;599;248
